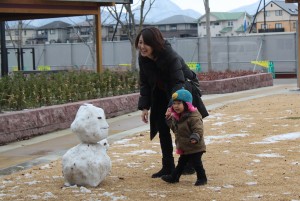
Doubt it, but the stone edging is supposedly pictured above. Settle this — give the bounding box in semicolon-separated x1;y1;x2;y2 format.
199;73;273;94
0;94;139;145
0;73;273;145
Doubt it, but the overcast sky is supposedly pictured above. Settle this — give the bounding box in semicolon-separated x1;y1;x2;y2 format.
170;0;259;13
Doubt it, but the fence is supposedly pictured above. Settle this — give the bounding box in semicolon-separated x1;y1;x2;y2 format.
1;32;297;74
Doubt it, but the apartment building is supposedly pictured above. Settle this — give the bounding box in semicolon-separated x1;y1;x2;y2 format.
256;0;298;33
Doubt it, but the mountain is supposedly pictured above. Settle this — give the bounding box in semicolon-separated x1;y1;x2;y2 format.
230;0;272;15
14;0;201;27
133;0;201;23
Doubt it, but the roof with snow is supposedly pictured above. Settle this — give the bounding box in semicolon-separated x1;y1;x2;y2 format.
155;15;197;25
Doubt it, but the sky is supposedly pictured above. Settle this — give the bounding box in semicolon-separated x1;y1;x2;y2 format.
170;0;259;13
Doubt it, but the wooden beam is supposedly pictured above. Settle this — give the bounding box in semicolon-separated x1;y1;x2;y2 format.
285;0;299;3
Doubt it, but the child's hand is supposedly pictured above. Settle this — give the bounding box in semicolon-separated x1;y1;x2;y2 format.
190;139;197;144
165;108;172;119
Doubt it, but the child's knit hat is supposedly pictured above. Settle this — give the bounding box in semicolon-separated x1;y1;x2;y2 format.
172;88;193;103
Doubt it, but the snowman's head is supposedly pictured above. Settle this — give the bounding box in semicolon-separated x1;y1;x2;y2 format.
71;103;109;144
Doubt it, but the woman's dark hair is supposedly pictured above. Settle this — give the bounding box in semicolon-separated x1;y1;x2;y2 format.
183;101;189;112
135;27;165;58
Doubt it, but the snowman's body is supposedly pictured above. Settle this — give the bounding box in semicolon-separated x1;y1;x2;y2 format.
62;104;111;187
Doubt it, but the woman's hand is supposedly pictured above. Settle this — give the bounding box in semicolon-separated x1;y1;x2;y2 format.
141;109;149;123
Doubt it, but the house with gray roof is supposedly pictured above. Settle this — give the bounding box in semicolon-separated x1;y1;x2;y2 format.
154;15;198;38
256;0;298;33
198;12;252;37
36;21;71;44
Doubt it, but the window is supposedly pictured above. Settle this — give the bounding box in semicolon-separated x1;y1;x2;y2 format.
158;25;166;31
265;11;270;16
14;30;19;36
275;23;282;29
275;10;282;16
261;24;268;29
293;22;296;29
228;21;233;27
170;24;177;31
190;24;197;29
214;22;219;25
50;29;55;34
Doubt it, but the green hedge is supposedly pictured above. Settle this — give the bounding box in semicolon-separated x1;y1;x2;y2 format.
0;70;139;112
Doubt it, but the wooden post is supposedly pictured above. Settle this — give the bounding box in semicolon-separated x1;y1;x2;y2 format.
297;2;300;88
285;0;299;87
95;7;103;73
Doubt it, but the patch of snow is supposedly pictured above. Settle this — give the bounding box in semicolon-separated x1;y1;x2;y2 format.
252;159;261;163
80;186;91;193
127;162;141;168
24;180;41;185
126;150;157;155
120;144;139;147
101;192;127;201
43;192;57;199
245;181;257;186
212;122;227;126
52;175;63;179
245;170;253;176
113;139;132;145
24;173;33;178
207;186;222;191
205;134;248;144
251;132;300;144
2;180;13;184
40;164;51;170
256;153;284;158
222;184;234;188
27;195;41;200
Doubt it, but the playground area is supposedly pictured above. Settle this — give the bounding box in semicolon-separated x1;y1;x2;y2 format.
0;91;299;201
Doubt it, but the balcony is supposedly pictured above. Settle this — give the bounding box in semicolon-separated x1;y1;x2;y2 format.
258;28;285;33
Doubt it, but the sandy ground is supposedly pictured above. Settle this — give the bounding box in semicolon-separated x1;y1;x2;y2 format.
0;93;300;201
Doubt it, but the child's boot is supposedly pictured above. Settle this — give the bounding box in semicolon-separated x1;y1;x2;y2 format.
195;168;207;186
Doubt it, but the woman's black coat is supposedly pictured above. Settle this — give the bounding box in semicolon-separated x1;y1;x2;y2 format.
138;41;208;140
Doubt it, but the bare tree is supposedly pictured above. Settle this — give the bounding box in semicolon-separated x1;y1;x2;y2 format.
107;0;155;71
203;0;212;71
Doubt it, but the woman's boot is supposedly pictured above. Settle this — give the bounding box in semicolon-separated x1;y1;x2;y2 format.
152;157;175;178
161;174;179;183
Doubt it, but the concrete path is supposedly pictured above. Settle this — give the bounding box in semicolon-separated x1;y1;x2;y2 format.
0;79;298;176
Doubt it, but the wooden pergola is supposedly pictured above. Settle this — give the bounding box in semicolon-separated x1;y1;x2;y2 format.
285;0;299;87
0;0;131;74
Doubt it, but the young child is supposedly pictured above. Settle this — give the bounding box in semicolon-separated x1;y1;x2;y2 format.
162;88;207;186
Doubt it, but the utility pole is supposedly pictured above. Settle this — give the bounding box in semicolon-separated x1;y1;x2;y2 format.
263;0;266;31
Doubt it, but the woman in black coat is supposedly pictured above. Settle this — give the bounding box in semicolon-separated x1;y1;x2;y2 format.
135;27;208;178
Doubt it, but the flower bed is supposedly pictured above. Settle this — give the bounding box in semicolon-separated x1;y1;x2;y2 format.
0;72;273;145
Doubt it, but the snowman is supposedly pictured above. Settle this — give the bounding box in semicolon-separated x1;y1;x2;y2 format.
62;103;111;187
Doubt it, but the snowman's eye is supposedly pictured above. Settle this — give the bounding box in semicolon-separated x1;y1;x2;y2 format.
98;117;102;119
